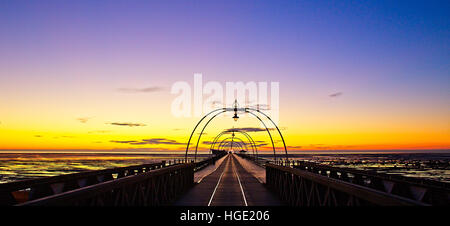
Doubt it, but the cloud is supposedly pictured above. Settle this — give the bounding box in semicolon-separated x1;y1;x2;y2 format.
211;101;222;105
306;144;358;150
206;100;223;108
117;86;164;93
225;127;275;133
110;138;188;146
253;142;268;147
53;135;76;139
110;140;139;144
308;144;333;150
61;135;75;138
252;140;269;147
329;92;343;98
202;139;268;148
88;130;111;134
248;104;271;110
108;122;146;127
77;117;91;123
141;138;188;145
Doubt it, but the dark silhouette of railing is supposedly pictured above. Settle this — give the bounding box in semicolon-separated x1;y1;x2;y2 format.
237;153;449;206
235;153;269;167
1;151;227;206
290;160;449;205
3;151;446;206
193;153;227;172
18;163;195;206
266;163;427;206
0;161;167;205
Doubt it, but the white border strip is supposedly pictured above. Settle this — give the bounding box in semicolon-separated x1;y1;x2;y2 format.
232;156;248;206
235;170;248;206
207;158;228;206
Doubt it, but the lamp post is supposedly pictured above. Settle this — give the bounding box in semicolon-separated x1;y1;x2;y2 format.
232;100;239;121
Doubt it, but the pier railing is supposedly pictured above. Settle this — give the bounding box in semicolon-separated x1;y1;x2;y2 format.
0;161;167;205
289;160;450;205
193;151;228;172
235;153;268;167
237;153;449;206
17;163;195;206
0;152;227;206
266;163;428;206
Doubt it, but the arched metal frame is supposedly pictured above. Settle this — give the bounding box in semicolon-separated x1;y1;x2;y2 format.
193;110;226;162
190;109;274;160
220;142;244;153
185;108;226;162
246;108;288;162
211;131;256;152
210;130;258;160
217;137;248;153
245;110;276;160
185;106;288;162
218;139;246;152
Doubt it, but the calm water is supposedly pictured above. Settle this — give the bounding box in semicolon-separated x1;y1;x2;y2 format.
0;152;449;184
0;152;209;183
261;153;450;183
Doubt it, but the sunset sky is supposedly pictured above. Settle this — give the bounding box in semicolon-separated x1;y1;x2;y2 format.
0;0;449;153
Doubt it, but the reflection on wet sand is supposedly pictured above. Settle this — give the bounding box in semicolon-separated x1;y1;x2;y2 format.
262;153;450;183
0;152;448;184
0;153;208;183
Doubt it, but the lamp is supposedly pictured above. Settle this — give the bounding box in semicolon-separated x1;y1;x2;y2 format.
232;113;239;121
232;99;239;121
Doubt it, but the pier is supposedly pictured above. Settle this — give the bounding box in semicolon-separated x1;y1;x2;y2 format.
0;105;449;206
1;151;448;206
175;153;280;206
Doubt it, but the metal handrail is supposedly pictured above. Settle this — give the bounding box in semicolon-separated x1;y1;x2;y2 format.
17;163;195;206
0;162;165;192
266;163;428;206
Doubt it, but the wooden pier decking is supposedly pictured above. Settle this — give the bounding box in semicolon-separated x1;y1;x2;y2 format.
175;153;281;206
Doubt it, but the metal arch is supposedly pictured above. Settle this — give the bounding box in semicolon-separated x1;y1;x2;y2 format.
217;137;248;152
209;131;231;151
228;142;244;152
193;110;226;162
210;130;258;160
210;130;257;154
185;105;288;162
246;108;289;161
185;108;226;161
219;141;245;153
214;130;259;162
209;131;229;151
219;140;246;152
225;142;245;154
217;137;246;152
238;130;260;161
196;110;275;161
245;111;277;161
211;131;255;152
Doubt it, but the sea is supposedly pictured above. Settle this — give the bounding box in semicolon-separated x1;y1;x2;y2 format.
0;150;449;184
0;152;208;183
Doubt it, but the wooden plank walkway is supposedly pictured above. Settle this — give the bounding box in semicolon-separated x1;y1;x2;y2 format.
174;154;281;206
